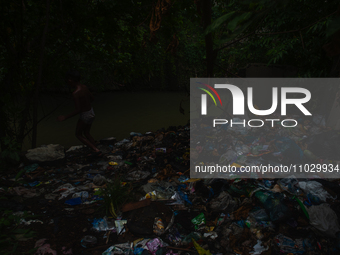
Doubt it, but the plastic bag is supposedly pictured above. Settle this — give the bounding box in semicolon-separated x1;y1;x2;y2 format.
209;191;232;211
255;191;290;222
92;217;115;232
166;226;182;246
93;174;106;186
277;176;302;196
308;203;340;238
275;234;304;254
72;191;89;200
115;220;127;235
249;208;270;221
146;238;165;255
250;240;269;255
299;181;331;202
102;242;132;255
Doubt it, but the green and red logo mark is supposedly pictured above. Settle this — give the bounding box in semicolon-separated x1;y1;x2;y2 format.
197;82;222;115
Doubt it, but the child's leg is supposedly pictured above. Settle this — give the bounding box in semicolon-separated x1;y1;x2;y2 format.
75;119;100;152
84;122;97;146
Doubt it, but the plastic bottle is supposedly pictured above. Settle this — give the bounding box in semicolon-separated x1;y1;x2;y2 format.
255;191;290;222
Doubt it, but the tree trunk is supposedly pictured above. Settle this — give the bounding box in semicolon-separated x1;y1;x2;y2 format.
31;0;50;148
0;100;6;151
202;0;214;77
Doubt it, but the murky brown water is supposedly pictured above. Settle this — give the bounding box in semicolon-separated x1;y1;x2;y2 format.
22;91;190;150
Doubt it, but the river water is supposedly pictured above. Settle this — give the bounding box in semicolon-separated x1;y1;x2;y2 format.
22;91;190;151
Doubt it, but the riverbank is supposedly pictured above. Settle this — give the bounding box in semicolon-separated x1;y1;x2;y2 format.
22;91;190;151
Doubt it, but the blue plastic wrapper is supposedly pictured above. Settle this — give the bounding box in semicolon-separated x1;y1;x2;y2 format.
28;181;40;187
64;197;82;205
177;184;192;205
91;195;103;201
134;247;144;255
236;220;245;228
178;175;189;183
92;217;116;232
92;218;107;232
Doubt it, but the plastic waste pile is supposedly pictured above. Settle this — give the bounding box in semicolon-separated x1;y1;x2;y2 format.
2;116;340;255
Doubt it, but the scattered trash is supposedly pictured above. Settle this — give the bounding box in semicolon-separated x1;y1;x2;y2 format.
250;240;268;254
102;243;132;255
275;234;305;254
92;217;115;232
72;191;89;199
20;219;44;225
255;190;291;221
192;238;212;255
146;238;167;255
299;181;332;202
191;213;206;230
3;121;340;254
24;163;39;173
153;217;165;236
93;174;106;186
115;220;127;235
34;239;57;255
81;235;97;248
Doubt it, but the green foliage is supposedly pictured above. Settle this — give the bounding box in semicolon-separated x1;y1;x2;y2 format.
15;168;26;181
0;210;36;255
1;0;339;151
0;137;20;162
326;15;340;37
208;0;339;78
227;12;252;32
0;136;20;172
97;178;132;217
206;11;236;34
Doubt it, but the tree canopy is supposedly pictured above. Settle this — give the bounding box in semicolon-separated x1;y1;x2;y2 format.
0;0;339;157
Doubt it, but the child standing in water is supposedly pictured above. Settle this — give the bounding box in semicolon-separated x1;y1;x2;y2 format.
57;70;101;154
